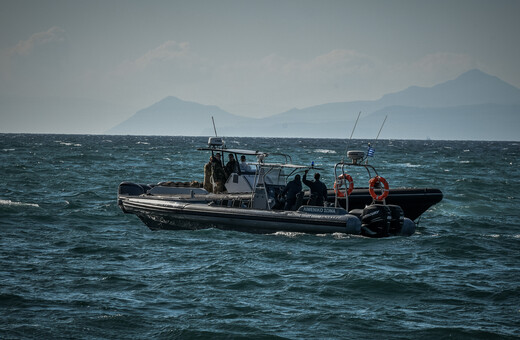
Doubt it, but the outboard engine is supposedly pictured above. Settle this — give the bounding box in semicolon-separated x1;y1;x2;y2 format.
361;204;413;237
361;204;390;238
386;204;404;235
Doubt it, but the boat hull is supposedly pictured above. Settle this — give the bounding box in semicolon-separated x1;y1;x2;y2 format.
120;197;362;234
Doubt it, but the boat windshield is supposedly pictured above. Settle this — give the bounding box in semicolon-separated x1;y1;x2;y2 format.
199;144;319;194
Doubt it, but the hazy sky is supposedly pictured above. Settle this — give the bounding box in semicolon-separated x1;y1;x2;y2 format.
1;0;519;133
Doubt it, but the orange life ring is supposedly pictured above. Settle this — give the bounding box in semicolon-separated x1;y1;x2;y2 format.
369;176;389;201
334;174;354;197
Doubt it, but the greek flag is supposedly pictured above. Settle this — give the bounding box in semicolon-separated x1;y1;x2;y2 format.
367;146;375;157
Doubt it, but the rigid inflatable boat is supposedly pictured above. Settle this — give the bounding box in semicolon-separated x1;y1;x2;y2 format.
118;138;443;237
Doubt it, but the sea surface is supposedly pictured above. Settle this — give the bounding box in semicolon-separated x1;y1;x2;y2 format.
1;134;519;339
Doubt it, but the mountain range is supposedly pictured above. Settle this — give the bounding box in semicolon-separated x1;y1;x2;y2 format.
107;69;520;140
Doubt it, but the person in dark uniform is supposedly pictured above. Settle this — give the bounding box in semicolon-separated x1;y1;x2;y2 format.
211;153;227;193
303;170;328;206
225;153;238;178
281;174;302;210
203;156;213;192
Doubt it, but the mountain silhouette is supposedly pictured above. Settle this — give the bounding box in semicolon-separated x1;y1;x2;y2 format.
107;69;520;140
107;96;249;136
378;69;520;107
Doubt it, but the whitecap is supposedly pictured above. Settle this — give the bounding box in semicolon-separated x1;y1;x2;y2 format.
395;163;420;168
137;141;150;145
315;149;337;154
0;199;39;208
270;231;305;238
57;141;81;147
98;314;123;319
332;232;352;239
2;148;15;152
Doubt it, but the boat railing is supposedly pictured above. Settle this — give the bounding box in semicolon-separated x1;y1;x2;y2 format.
333;161;380;210
251;164;285;210
267;152;293;165
252;162;322;211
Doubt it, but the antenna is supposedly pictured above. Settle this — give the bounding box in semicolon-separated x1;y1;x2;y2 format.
343;111;361;162
365;115;387;164
211;116;218;137
375;115;387;141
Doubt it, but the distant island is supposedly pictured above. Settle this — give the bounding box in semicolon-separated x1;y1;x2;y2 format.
107;69;520;141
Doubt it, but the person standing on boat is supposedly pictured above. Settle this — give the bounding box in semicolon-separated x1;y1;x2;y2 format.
203;156;213;192
239;155;251;173
225;153;238;178
303;170;328;206
211;153;227;193
281;174;302;210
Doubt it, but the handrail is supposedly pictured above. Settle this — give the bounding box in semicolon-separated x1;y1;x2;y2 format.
333;161;380;210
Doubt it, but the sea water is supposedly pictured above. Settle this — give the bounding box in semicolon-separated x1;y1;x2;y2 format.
0;134;519;339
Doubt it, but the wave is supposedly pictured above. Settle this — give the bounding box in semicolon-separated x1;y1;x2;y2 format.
394;162;421;168
55;141;82;147
0;199;39;208
269;231;306;238
1;135;519;339
314;149;337;154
